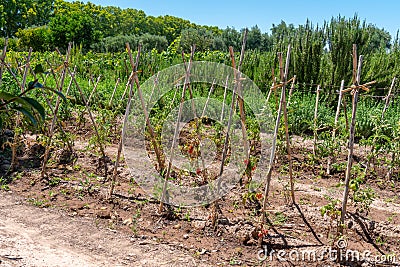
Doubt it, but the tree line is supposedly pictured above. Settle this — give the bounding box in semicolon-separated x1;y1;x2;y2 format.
1;0;396;54
2;0;400;91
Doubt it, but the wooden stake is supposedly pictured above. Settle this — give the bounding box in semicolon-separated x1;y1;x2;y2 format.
313;85;321;155
65;66;77;97
9;48;32;173
266;74;277;107
108;78;121;107
279;56;295;205
41;44;72;178
327;80;345;175
259;45;291;247
147;71;160;110
339;45;363;236
220;76;229;122
21;47;32;91
202;79;216;117
212;59;239;227
87;76;101;105
180;50;207;177
128;47;165;172
159;45;195;213
381;77;396;120
287;75;297;106
37;64;75;155
108;47;141;198
120;77;131;101
0;38;8;87
60;49;109;178
229;45;250;162
212;30;248;226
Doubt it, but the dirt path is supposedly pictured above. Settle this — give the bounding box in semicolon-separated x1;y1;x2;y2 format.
0;191;208;267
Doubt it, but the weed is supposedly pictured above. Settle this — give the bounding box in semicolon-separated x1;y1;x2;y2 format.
320;195;341;239
48;177;61;186
351;186;375;214
272;212;287;226
184;210;191;222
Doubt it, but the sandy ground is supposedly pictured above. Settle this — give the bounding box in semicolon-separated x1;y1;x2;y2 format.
0;191;209;267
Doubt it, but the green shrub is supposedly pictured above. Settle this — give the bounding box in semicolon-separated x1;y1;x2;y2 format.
16;26;52;52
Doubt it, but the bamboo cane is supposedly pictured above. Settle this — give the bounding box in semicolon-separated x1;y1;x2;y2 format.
42;91;74;155
159;45;195;213
220;76;229;122
58;48;109;178
197;79;217;183
182;51;198;120
108;45;141;198
287;75;297;107
120;77;131;101
128;47;165;172
108;78;121;108
279;54;296;205
342;93;350;132
8;48;32;173
38;64;75;155
381;77;396;180
41;44;72;178
381;77;396;179
146;71;160;110
327;80;345;175
258;45;291;247
201;79;216;117
212;59;240;227
219;85;237;160
339;46;363;236
21;48;32;91
0;38;8;87
229;45;250;162
381;77;396;120
313;85;321;155
1;60;24;91
211;30;248;226
180;50;207;177
266;71;277;106
87;75;101;105
65;66;77;97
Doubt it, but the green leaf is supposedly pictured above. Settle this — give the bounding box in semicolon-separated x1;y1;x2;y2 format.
0;92;31;108
34;64;45;74
14;106;38;127
0;91;18;102
27;79;43;89
21;97;46;121
43;86;67;102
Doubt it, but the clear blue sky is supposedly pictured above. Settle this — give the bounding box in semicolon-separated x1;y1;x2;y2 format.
76;0;400;39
